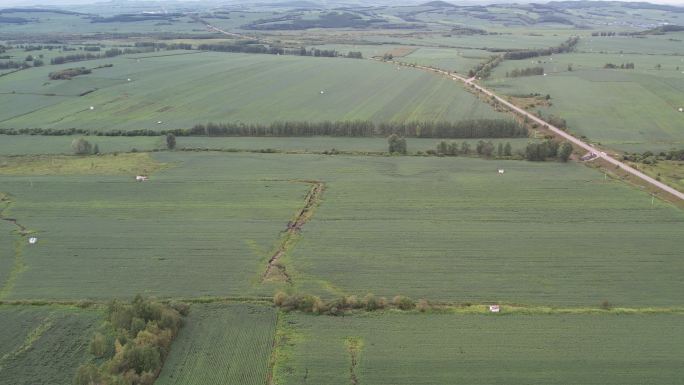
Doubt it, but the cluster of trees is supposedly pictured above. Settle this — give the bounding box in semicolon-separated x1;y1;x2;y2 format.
506;66;544;77
433;140;513;158
0;61;27;70
544;114;567;130
71;138;99;155
503;36;579;60
49;67;91;80
468;55;503;79
74;296;188;385
604;62;635;69
525;140;573;162
387;134;407;154
274;291;431;315
622;149;684;164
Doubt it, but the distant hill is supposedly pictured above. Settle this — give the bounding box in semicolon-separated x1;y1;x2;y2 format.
421;1;457;8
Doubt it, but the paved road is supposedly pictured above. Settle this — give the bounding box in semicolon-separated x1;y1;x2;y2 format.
406;63;684;201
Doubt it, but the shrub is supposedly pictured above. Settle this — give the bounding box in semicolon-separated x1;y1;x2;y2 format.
71;137;93;155
392;295;415;310
89;333;109;358
273;291;288;306
417;299;430;312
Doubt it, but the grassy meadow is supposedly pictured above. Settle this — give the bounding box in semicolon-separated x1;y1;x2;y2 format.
156;303;276;385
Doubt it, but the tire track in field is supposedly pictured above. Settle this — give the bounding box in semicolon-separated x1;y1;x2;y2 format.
345;337;364;385
262;180;325;284
0;193;31;300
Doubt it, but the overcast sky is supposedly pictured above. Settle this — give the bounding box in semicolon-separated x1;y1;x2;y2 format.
0;0;682;7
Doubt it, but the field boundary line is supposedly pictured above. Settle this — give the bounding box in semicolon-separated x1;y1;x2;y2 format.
0;193;31;300
262;180;325;284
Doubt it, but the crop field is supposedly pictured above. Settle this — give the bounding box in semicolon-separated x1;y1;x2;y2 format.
268;154;682;306
0;135;165;155
0;136;533;156
402;47;490;73
2;152;683;304
487;67;684;152
0;52;504;131
156;303;277;385
0;221;17;297
0;305;100;385
275;311;684;385
0;152;307;300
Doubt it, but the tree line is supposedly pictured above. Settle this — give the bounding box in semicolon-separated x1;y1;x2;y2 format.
506;66;544;77
503;36;579;60
50;48;148;65
73;296;188;385
604;62;635;69
274;291;432;315
0;120;526;139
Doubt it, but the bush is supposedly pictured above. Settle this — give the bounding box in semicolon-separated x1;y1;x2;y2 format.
71;138;93;155
89;333;109;358
392;295;415;310
416;299;430;312
73;363;102;385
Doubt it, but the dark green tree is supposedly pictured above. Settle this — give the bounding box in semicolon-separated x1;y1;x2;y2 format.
559;142;573;162
166;133;176;150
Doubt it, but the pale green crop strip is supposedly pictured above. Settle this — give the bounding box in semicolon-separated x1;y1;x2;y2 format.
0;316;53;370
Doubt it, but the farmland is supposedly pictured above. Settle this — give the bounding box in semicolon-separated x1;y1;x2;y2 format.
1;152;682;306
0;51;503;131
156;303;277;385
275;311;684;385
1;0;684;383
0;135;533;156
0;305;100;385
485;37;684;153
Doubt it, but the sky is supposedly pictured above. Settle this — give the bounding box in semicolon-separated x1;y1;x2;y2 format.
0;0;682;7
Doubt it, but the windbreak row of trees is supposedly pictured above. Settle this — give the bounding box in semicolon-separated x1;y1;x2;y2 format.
0;120;527;138
197;42;362;59
503;36;579;60
506;67;544;77
50;47;150;65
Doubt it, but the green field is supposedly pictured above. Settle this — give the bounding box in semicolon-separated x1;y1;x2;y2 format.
485;38;684;153
0;52;503;131
2;1;684;383
2;152;682;306
0;152;307;300
0;135;533;156
0;305;100;385
275;311;684;385
156;303;276;385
